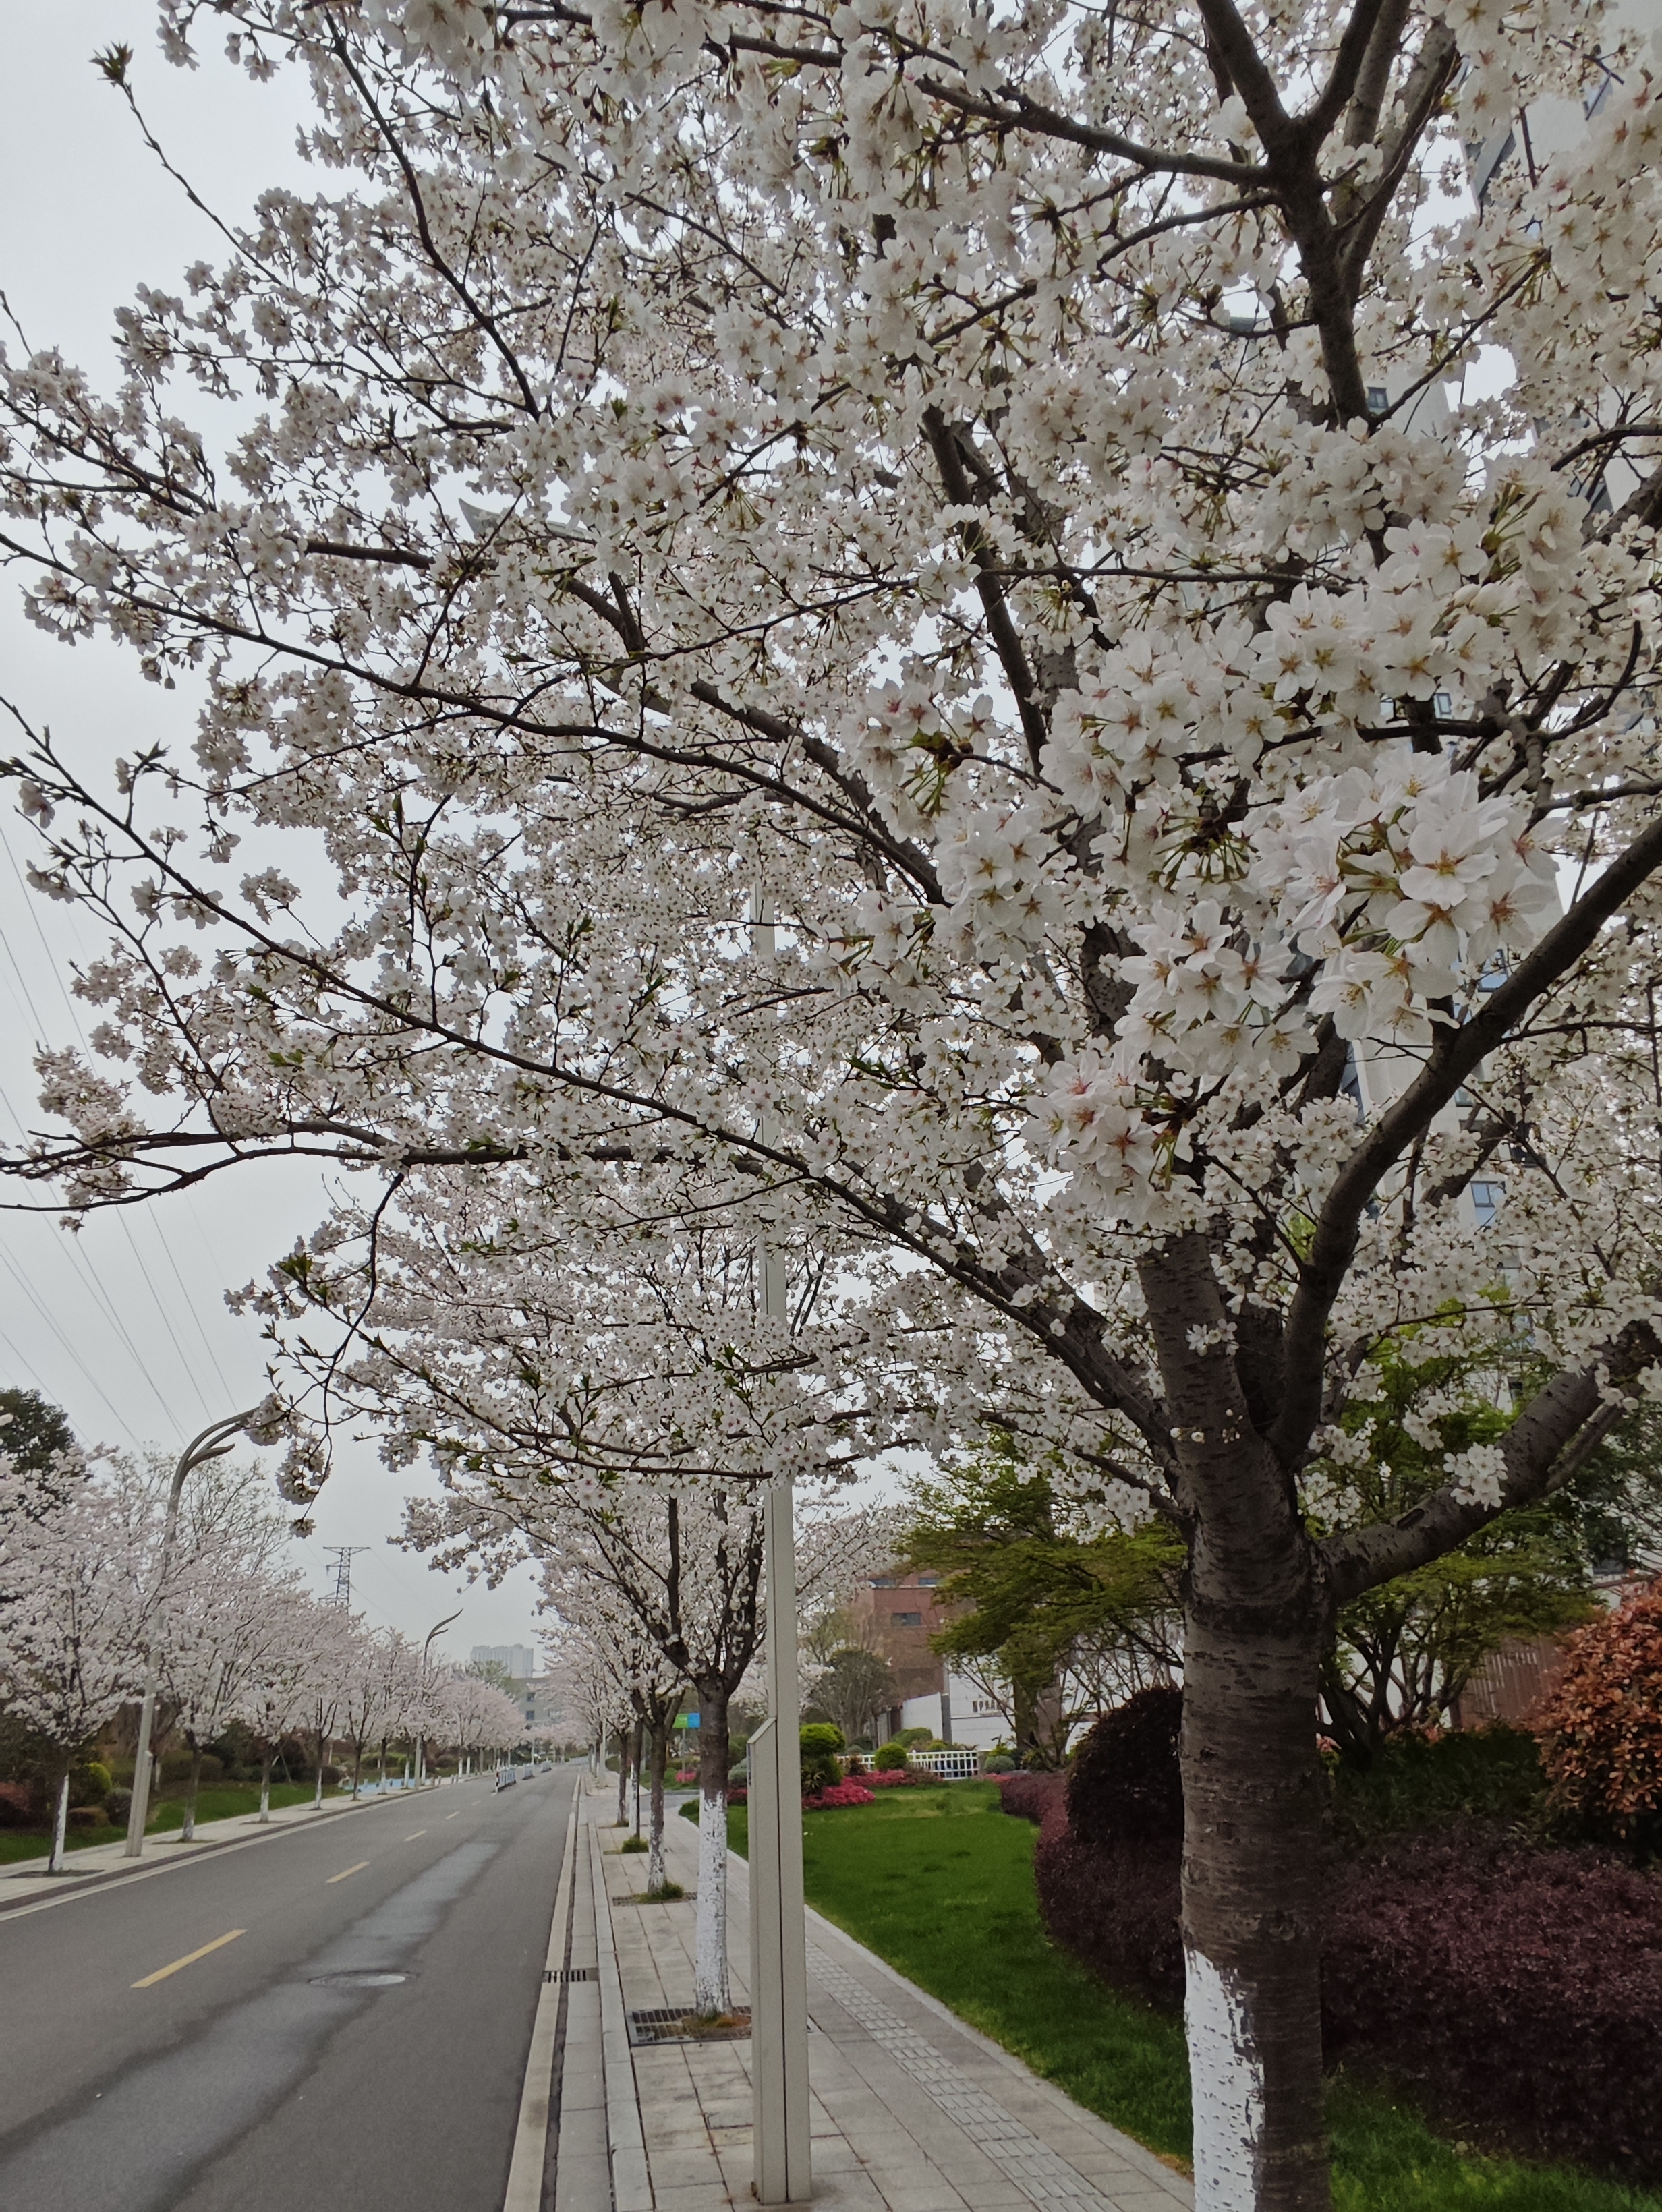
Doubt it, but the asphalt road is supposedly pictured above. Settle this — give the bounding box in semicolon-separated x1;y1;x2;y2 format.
0;1767;577;2212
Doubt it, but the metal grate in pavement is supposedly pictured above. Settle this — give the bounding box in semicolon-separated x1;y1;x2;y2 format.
627;2004;752;2046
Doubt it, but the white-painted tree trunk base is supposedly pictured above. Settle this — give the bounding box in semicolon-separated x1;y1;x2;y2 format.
693;1787;730;2014
647;1820;666;1895
1186;1947;1267;2212
47;1771;69;1873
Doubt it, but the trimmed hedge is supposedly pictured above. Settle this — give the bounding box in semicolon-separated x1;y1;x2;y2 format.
1007;1701;1662;2184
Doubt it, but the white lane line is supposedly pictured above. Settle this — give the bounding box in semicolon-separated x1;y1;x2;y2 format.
502;1790;581;2212
445;1811;461;1821
132;1928;244;1988
404;1830;428;1842
325;1861;370;1886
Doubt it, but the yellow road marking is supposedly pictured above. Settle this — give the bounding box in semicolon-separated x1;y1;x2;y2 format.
132;1929;244;1988
404;1830;427;1841
325;1861;370;1885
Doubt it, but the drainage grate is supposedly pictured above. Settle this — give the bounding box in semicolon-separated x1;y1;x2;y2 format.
627;2005;751;2047
545;1967;594;1983
310;1971;409;1989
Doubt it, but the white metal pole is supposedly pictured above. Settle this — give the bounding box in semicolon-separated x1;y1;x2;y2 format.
749;891;810;2205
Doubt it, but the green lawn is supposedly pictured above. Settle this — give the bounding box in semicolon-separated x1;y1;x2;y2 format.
0;1780;345;1863
701;1782;1662;2212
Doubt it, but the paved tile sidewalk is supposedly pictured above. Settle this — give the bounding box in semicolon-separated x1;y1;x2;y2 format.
0;1777;457;1910
574;1787;1193;2211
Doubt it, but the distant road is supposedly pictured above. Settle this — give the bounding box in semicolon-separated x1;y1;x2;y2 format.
0;1768;577;2212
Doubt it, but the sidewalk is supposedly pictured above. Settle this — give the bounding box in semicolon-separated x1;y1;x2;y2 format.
0;1778;452;1911
560;1786;1194;2212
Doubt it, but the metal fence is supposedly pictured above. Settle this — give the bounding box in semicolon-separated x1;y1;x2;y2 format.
907;1749;981;1780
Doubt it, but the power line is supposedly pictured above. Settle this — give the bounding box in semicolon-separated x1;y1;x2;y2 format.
0;1242;141;1445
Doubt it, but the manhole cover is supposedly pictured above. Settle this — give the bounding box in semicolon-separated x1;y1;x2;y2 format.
310;1971;409;1989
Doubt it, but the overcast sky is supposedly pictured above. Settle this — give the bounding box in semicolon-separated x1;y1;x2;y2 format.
0;5;543;1659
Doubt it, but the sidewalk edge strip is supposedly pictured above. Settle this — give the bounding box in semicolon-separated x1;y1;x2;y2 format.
503;1782;582;2212
591;1817;653;2212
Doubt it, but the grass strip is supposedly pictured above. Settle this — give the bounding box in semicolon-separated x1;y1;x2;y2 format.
0;1780;347;1862
702;1782;1662;2212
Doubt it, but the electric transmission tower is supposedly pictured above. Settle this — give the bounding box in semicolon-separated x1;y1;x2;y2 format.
324;1546;369;1610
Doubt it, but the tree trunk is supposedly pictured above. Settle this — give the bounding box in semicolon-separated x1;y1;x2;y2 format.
314;1726;326;1809
1182;1592;1331;2212
258;1746;274;1824
1141;1233;1334;2212
615;1730;629;1826
47;1762;71;1874
693;1679;730;2016
352;1739;364;1797
182;1742;204;1841
631;1717;644;1836
646;1715;668;1895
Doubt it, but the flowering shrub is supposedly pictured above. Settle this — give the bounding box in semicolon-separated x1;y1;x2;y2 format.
802;1780;875;1811
866;1768;920;1790
1535;1579;1662;1849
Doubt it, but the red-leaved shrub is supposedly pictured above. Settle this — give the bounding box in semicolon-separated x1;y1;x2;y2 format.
992;1770;1064;1824
1036;1819;1186;2006
1021;1693;1662;2181
1323;1830;1662;2179
1535;1577;1662;1848
867;1768;919;1790
1065;1686;1183;1848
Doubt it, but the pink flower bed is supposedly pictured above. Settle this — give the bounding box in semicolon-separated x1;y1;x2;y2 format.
802;1780;876;1810
867;1768;919;1788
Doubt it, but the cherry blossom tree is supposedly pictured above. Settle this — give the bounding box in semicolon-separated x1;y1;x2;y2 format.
333;1622;407;1795
153;1457;302;1835
434;1668;524;1772
0;1459;150;1869
544;1577;685;1892
10;2;1662;2201
237;1589;342;1821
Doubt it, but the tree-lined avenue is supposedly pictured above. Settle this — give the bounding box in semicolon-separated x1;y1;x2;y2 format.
0;1768;578;2212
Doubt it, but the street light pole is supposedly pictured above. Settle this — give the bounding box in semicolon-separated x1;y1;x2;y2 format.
413;1610;461;1787
125;1408;262;1859
748;894;810;2206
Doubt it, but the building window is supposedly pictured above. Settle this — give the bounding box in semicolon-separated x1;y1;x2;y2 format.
891;1611;923;1628
1367;385;1388;414
870;1576;895;1589
917;1573;939;1587
1471;1179;1503;1229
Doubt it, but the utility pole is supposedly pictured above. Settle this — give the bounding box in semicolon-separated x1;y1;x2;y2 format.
748;894;810;2205
125;1409;262;1859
